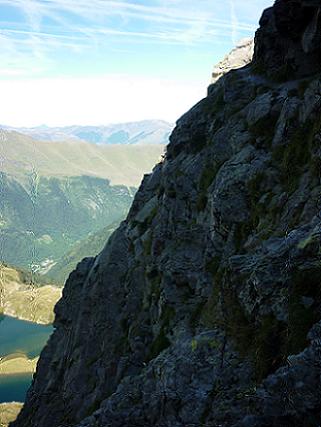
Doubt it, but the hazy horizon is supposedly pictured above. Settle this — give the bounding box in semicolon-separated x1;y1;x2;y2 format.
0;0;273;127
1;118;174;129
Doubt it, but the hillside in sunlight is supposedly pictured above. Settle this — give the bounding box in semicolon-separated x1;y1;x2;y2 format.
0;263;61;324
0;129;164;187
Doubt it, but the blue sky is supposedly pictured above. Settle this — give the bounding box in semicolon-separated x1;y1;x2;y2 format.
0;0;273;126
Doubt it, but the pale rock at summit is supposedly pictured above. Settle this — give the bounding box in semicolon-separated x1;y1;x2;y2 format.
211;38;254;83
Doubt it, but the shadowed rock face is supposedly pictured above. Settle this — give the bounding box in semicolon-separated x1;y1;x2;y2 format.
253;0;321;80
11;2;321;427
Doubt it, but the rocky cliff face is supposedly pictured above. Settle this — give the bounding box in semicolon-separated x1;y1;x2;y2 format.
12;1;321;426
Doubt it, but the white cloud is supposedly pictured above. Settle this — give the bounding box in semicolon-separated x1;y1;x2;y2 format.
229;0;238;45
0;0;260;78
0;0;273;124
0;75;206;126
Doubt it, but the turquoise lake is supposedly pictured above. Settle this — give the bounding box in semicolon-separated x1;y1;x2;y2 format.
0;374;33;403
0;315;53;403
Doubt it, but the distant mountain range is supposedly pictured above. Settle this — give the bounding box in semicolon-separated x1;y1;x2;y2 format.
2;120;173;145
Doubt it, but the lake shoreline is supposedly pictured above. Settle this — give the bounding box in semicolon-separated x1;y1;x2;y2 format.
0;402;23;427
0;307;52;404
0;311;53;327
0;354;39;376
0;264;62;325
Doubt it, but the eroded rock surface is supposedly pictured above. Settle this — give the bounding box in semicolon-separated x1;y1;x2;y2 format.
12;1;321;426
211;38;254;83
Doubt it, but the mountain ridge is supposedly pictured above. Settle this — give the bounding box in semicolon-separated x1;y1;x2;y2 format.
0;129;164;187
2;120;173;146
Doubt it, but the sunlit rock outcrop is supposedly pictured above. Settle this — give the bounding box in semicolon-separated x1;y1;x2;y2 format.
211;38;254;83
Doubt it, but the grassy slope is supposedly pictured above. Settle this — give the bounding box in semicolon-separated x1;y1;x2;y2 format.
0;264;61;324
0;355;38;375
0;403;23;427
0;130;164;187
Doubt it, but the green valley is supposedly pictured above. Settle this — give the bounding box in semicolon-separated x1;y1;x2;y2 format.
0;172;132;271
0;129;164;274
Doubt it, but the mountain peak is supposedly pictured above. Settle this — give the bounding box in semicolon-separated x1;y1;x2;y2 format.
253;0;321;80
211;38;254;83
